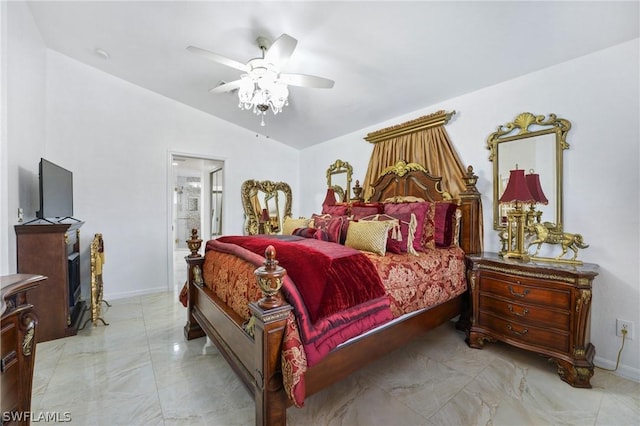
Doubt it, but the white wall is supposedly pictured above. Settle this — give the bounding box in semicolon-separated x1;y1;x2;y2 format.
3;3;300;297
1;1;47;275
300;39;640;381
42;50;299;299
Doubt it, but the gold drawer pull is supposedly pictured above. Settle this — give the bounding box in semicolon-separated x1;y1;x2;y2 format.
507;324;528;336
507;304;528;317
508;286;529;298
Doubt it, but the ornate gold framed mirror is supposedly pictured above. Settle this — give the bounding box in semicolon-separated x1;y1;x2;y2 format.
488;112;570;234
241;180;292;235
326;159;353;203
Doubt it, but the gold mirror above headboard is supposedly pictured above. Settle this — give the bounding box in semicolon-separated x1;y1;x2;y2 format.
241;180;292;235
487;112;570;233
326;159;353;203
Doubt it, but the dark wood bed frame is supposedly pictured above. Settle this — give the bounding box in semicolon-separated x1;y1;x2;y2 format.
183;162;482;426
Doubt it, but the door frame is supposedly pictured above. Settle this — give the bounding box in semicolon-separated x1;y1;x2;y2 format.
167;150;225;291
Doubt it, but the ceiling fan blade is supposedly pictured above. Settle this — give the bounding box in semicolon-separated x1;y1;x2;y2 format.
186;46;247;72
279;73;335;89
264;34;297;66
209;80;242;94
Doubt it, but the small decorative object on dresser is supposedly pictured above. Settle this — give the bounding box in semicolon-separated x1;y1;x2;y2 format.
466;252;599;388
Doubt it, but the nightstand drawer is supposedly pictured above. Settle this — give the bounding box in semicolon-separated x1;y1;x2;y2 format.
479;312;569;353
480;274;570;310
479;294;570;330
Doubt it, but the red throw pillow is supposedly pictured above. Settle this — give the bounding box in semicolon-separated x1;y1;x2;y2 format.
434;202;458;247
322;204;348;216
383;202;430;252
311;214;348;244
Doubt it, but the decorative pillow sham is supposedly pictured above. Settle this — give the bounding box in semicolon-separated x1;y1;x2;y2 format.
383;201;430;252
350;202;384;220
282;217;310;235
418;201;459;249
421;202;436;250
310;214;348;244
345;220;391;256
359;213;417;255
321;204;349;216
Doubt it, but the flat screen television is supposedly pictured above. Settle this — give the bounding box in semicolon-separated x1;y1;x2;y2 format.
37;158;74;220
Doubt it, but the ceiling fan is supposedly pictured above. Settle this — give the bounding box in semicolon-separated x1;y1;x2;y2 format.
187;34;334;125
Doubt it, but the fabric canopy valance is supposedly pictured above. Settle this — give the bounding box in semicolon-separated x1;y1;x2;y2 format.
362;109;483;248
364;110;456;144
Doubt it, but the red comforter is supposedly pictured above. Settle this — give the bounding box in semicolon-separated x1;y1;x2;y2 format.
208;236;393;365
215;235;388;323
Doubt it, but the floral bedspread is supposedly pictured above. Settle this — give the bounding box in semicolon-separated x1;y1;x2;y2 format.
363;246;467;318
200;241;466;407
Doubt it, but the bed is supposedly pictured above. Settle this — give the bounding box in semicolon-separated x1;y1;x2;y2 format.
183;162;482;425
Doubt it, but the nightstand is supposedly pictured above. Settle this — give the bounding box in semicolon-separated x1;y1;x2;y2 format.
465;252;599;388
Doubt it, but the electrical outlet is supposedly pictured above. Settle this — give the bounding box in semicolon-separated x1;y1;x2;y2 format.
616;319;634;339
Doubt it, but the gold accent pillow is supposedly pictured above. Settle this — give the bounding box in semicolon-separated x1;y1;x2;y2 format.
282;217;310;235
345;220;390;256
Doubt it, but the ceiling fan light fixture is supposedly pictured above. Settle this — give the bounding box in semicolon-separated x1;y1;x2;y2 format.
237;67;290;122
189;33;333;126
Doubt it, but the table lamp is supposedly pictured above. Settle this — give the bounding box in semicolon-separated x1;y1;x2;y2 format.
500;168;535;260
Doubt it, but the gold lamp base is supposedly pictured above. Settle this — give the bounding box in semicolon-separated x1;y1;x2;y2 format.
500;206;530;262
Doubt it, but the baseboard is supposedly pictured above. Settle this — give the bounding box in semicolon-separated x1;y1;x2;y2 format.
103;286;169;301
594;355;640;382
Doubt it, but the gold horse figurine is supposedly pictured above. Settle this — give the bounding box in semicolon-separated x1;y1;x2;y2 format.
528;222;589;261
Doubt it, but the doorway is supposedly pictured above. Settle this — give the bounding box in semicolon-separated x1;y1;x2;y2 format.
170;153;224;292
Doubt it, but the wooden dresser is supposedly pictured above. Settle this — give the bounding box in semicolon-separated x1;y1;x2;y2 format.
1;274;45;425
466;252;599;388
15;222;86;343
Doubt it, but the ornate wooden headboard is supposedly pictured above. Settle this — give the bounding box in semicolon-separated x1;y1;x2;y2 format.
368;161;482;254
368;161;452;203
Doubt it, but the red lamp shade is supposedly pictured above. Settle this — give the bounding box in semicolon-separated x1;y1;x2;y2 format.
260;208;270;222
500;169;535;203
322;188;337;208
525;173;548;204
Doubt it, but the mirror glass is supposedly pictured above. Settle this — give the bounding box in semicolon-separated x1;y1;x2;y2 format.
241;180;292;235
326;159;353;203
488;112;570;232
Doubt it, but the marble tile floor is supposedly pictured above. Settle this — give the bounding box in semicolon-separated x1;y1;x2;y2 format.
32;290;639;426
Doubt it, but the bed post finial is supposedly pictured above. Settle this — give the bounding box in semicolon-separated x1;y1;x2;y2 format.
458;165;483;254
255;245;287;309
187;228;203;257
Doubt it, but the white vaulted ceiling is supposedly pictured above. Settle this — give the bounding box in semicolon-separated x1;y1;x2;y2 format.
25;1;639;149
